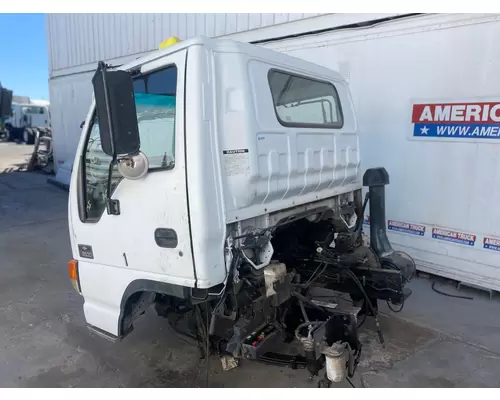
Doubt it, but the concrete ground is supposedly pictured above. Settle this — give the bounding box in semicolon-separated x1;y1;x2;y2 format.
1;146;499;387
0;140;34;173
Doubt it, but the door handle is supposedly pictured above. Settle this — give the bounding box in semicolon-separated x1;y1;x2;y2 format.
154;228;178;248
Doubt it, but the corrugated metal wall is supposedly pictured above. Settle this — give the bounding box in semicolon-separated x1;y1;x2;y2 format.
46;13;320;74
46;12;402;184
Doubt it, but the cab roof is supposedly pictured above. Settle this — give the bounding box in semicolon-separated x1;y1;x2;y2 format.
119;35;345;83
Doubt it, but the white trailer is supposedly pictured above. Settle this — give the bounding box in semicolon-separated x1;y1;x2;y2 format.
47;13;500;292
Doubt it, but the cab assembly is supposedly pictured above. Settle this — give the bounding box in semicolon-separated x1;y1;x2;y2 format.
67;36;415;387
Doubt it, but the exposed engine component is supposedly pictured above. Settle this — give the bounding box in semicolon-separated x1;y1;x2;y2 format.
323;342;349;383
263;263;287;299
156;168;415;387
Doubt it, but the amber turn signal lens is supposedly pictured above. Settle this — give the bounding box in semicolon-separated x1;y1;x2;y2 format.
68;259;81;294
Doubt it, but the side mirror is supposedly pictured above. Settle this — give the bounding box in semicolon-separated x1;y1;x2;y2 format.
92;61;140;158
80;120;85;129
0;88;13;117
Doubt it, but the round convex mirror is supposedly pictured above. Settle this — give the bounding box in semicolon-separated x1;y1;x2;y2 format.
117;151;149;180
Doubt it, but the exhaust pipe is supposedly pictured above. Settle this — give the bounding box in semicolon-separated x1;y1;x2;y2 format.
362;167;393;257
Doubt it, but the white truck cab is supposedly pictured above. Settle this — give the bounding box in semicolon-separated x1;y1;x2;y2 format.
5;102;51;144
68;36;414;385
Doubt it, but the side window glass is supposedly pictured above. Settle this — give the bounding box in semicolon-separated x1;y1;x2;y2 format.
82;65;178;221
133;66;177;169
268;70;343;128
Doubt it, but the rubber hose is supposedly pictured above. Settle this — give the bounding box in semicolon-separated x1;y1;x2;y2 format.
431;282;473;300
294;321;324;341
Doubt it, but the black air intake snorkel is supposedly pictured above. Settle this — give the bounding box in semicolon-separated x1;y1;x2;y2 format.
362;167;393;257
362;167;416;297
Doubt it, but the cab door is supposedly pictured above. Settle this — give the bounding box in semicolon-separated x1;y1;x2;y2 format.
69;49;197;292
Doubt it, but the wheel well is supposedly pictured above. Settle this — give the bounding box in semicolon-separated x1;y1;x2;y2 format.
120;291;156;336
118;279;190;337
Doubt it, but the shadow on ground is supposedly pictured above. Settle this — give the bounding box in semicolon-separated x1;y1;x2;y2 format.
1;163;28;174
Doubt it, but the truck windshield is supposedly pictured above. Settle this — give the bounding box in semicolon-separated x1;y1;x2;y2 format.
82;65;178;221
23;106;45;114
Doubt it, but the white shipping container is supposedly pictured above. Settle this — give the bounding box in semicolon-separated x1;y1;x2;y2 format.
47;13;500;292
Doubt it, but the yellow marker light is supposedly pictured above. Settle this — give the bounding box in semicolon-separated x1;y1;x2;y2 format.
68;259;81;294
158;36;182;50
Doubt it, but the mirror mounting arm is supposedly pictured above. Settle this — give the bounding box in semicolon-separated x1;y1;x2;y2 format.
105;157;120;216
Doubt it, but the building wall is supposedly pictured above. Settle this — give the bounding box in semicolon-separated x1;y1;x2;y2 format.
46;13;326;178
48;71;94;171
46;13;402;177
46;13;321;75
